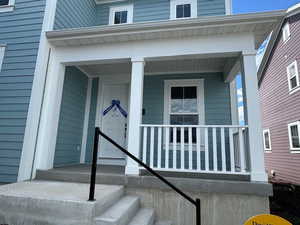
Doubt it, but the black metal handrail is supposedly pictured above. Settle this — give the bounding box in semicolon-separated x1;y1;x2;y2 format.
89;127;201;225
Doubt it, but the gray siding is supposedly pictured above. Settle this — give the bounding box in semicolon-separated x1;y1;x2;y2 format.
85;78;99;163
54;67;88;167
0;0;46;182
56;0;226;29
54;0;97;29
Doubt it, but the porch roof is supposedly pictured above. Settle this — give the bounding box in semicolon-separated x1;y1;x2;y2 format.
46;10;285;49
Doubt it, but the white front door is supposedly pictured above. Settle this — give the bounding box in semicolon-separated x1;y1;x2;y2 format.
100;84;129;160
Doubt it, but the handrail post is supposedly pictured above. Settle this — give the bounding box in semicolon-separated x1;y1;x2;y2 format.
196;198;201;225
88;127;100;201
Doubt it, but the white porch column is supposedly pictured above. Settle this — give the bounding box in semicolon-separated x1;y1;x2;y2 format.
125;57;145;175
241;51;268;182
33;53;66;174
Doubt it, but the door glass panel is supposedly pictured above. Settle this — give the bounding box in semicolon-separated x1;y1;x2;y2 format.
171;86;197;113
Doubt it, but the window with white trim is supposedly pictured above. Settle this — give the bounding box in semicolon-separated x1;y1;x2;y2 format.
0;46;5;72
170;0;197;20
263;129;271;151
282;23;291;42
287;61;299;92
288;121;300;152
164;80;205;143
109;4;133;25
0;0;15;13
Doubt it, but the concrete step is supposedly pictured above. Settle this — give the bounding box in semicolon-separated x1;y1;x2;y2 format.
154;221;172;225
128;208;155;225
95;195;140;225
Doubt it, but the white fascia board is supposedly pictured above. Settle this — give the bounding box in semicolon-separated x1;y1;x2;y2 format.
95;0;127;5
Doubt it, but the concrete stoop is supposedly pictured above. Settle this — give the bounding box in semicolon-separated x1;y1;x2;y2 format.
0;181;172;225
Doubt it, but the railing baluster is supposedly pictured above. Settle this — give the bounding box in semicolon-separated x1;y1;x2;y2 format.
221;127;226;172
142;127;148;164
173;127;177;169
188;127;193;170
196;127;201;171
180;127;184;170
213;127;217;171
150;127;154;168
166;127;170;169
205;127;209;171
157;127;162;169
229;128;235;172
238;128;246;173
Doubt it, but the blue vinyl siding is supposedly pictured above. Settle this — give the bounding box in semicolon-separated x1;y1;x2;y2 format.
142;73;232;169
142;73;231;125
0;0;46;183
85;78;99;163
55;0;226;29
54;0;97;29
54;67;88;167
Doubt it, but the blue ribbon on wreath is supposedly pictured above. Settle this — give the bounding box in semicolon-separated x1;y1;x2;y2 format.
103;100;128;118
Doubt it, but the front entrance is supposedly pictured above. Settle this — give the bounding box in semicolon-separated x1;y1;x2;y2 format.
99;83;129;164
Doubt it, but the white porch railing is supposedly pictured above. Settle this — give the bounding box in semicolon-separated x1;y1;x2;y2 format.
140;125;249;175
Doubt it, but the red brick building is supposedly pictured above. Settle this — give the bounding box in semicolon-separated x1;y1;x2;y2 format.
258;4;300;185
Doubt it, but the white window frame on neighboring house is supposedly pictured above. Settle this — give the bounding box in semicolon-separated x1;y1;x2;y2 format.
0;45;5;72
109;4;133;25
170;0;197;20
263;129;272;152
288;121;300;153
287;60;300;94
0;0;15;13
282;22;291;43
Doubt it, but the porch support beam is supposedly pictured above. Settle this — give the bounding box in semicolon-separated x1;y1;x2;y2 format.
126;57;145;175
33;53;66;174
241;51;267;182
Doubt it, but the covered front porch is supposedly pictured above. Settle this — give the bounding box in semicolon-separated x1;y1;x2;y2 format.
40;53;255;181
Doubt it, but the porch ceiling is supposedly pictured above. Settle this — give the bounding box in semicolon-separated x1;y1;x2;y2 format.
46;10;285;49
78;56;237;77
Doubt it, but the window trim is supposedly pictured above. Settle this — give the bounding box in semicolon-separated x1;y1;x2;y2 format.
287;61;300;94
0;45;5;72
164;79;205;125
263;129;272;152
282;22;291;43
288;121;300;152
0;0;15;13
170;0;197;20
109;4;133;25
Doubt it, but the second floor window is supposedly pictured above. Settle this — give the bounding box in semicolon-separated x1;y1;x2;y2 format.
109;5;133;25
170;0;197;20
0;45;5;72
263;129;271;152
287;61;299;93
288;121;300;151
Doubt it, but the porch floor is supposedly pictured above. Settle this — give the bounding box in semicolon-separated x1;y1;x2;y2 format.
35;165;272;196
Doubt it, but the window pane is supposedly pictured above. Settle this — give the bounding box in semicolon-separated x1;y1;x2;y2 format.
170;115;198;143
171;87;184;113
184;4;191;17
114;12;121;24
290;76;298;89
291;125;300;148
121;11;127;23
183;86;197;113
176;5;184;18
264;132;270;149
288;65;296;78
0;0;9;6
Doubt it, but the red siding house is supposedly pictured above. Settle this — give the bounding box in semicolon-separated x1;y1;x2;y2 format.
258;4;300;185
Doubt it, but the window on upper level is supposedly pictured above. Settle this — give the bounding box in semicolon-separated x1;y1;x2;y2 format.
0;46;5;72
263;129;272;152
109;4;133;25
282;22;291;43
170;0;197;20
0;0;15;13
288;121;300;152
287;61;299;93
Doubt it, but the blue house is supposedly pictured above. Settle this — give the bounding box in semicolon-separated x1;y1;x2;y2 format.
0;0;286;224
